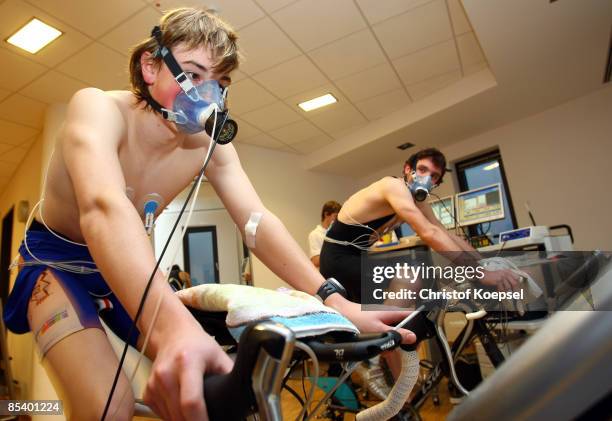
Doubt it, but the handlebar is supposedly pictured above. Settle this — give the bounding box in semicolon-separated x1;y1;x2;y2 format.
203;325;417;421
200;299;492;421
204;322;295;421
303;330;403;361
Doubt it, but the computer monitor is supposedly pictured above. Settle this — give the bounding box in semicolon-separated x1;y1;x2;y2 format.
455;183;505;226
429;195;455;229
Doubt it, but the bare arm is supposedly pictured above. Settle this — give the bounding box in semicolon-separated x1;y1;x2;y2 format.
383;178;463;252
310;255;320;268
206;146;326;295
415;200;480;254
391;181;519;290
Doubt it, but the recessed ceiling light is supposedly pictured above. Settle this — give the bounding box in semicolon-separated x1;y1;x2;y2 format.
298;93;337;112
6;18;62;54
397;142;415;150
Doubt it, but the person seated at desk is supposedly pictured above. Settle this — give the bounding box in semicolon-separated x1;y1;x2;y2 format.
319;147;520;303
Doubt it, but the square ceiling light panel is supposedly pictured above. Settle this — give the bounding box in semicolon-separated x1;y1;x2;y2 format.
6;18;62;54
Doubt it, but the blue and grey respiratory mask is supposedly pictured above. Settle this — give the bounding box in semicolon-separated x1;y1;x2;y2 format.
408;172;434;202
164;80;226;135
148;25;238;144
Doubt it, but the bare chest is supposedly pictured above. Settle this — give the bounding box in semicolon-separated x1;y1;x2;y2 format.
118;142;204;219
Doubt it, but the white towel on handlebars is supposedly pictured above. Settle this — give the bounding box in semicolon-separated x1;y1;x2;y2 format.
176;284;359;340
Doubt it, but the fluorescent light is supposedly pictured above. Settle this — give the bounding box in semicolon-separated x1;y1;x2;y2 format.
298;93;337;112
483;162;499;171
6;18;62;54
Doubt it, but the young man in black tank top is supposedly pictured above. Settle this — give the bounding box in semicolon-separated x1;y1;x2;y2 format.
321;148;520;301
320;148;521;393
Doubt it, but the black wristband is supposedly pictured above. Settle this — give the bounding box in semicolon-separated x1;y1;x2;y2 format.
315;278;347;302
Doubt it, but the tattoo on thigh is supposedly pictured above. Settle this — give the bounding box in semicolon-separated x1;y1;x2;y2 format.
31;272;52;306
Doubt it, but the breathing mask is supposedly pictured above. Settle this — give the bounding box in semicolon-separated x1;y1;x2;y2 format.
146;26;238;144
407;172;434;202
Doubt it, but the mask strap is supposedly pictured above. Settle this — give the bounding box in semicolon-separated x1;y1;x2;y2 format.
145;96;187;124
151;26;199;102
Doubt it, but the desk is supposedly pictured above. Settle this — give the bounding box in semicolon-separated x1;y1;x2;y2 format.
369;236;427;253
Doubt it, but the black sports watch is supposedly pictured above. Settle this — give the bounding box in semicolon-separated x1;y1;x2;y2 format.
315;278;348;303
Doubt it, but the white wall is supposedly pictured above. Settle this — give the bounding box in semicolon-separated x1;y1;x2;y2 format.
0;135;42;401
155;143;359;290
360;85;612;250
0;104;66;408
154;183;242;284
234;143;358;289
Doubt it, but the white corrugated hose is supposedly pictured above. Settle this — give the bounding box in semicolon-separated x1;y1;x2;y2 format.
356;350;420;421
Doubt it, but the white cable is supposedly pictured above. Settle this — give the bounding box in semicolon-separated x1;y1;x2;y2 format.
356;351;420;421
39;199;88;247
323;211;394;251
21;200;99;274
294;342;319;421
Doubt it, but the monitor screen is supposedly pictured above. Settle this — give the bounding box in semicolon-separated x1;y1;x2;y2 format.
456;183;505;226
429;196;455;229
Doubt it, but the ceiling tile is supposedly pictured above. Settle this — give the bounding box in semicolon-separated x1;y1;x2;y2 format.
240;101;303;131
207;0;266;30
237;17;301;75
0;179;9;194
271;0;367;52
21;71;88;104
290;134;333;154
154;0;264;30
334;63;402;102
252;56;328;99
464;61;487;75
0;146;27;164
100;7;161;56
309;29;387;80
0;94;47;128
276;144;299;154
20;137;37;150
355;89;412;120
0;143;15;155
0;120;38;146
232;117;261;141
0;48;47;91
457;32;486;72
231;69;247;83
0;0;92;68
26;0;147;38
56;43;130;91
448;0;472;35
373;0;452;59
238;133;285;149
393;40;459;85
305;103;367;137
0;161;18;177
0;89;10;102
228;78;277;114
356;0;435;25
269;120;325;145
256;0;297;14
406;69;462;100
